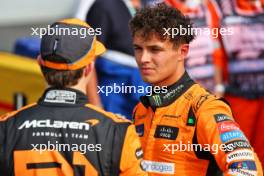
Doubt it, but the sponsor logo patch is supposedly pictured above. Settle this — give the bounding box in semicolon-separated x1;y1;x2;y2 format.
229;169;257;176
141;160;175;174
136;124;144;137
227;149;254;163
229;160;257;171
154;125;179;140
135;148;143;159
218;121;240;133
18;119;90;130
225;140;251;153
44;90;76;104
220;130;246;143
214;114;233;123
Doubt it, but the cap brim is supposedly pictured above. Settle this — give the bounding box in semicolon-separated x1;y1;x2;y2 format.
95;40;106;56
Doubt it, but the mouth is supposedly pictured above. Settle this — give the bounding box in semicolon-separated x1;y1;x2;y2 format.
140;67;154;75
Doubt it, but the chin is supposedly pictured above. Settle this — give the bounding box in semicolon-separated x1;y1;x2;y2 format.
142;76;159;85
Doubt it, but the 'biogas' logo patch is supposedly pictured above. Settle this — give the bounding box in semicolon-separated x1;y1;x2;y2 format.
141;160;175;174
214;114;233;123
220;130;246;143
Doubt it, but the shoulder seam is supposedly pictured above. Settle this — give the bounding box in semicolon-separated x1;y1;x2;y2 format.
85;104;131;123
0;103;37;122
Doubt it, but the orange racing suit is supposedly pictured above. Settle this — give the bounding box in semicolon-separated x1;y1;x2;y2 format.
133;72;263;175
0;87;147;176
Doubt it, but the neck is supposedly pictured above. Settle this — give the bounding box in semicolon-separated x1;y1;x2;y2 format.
70;81;86;95
154;66;185;87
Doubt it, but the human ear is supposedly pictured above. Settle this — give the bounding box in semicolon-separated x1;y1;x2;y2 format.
178;44;189;61
84;62;94;77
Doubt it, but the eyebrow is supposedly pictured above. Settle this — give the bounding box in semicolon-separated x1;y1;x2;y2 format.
133;43;164;48
148;45;163;48
133;44;142;48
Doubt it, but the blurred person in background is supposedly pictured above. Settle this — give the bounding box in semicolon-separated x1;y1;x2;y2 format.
211;0;264;168
165;0;225;95
0;18;146;176
74;0;103;108
86;0;148;119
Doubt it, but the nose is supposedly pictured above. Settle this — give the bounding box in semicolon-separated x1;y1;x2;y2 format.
140;50;151;63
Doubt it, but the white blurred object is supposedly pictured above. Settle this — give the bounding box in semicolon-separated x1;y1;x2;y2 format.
75;0;96;20
0;0;81;51
0;0;79;26
185;0;202;8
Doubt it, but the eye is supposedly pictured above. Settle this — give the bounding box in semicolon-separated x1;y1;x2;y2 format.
134;46;142;51
151;48;160;51
150;47;162;53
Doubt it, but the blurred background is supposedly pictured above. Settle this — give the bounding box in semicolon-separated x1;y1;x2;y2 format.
0;0;263;169
0;0;156;116
0;0;145;115
0;0;80;52
0;0;81;114
0;0;88;117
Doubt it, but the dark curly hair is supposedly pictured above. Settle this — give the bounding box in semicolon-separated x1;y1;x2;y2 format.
129;2;195;46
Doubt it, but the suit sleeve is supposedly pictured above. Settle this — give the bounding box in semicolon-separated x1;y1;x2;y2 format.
119;125;147;176
196;97;263;175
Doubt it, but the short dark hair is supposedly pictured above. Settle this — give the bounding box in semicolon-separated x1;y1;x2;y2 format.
129;3;195;45
40;66;84;87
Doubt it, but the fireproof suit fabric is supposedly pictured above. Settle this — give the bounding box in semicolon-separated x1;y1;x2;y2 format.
133;72;263;175
0;87;146;176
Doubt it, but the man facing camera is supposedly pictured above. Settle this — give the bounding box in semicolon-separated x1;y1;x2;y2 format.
130;3;263;175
